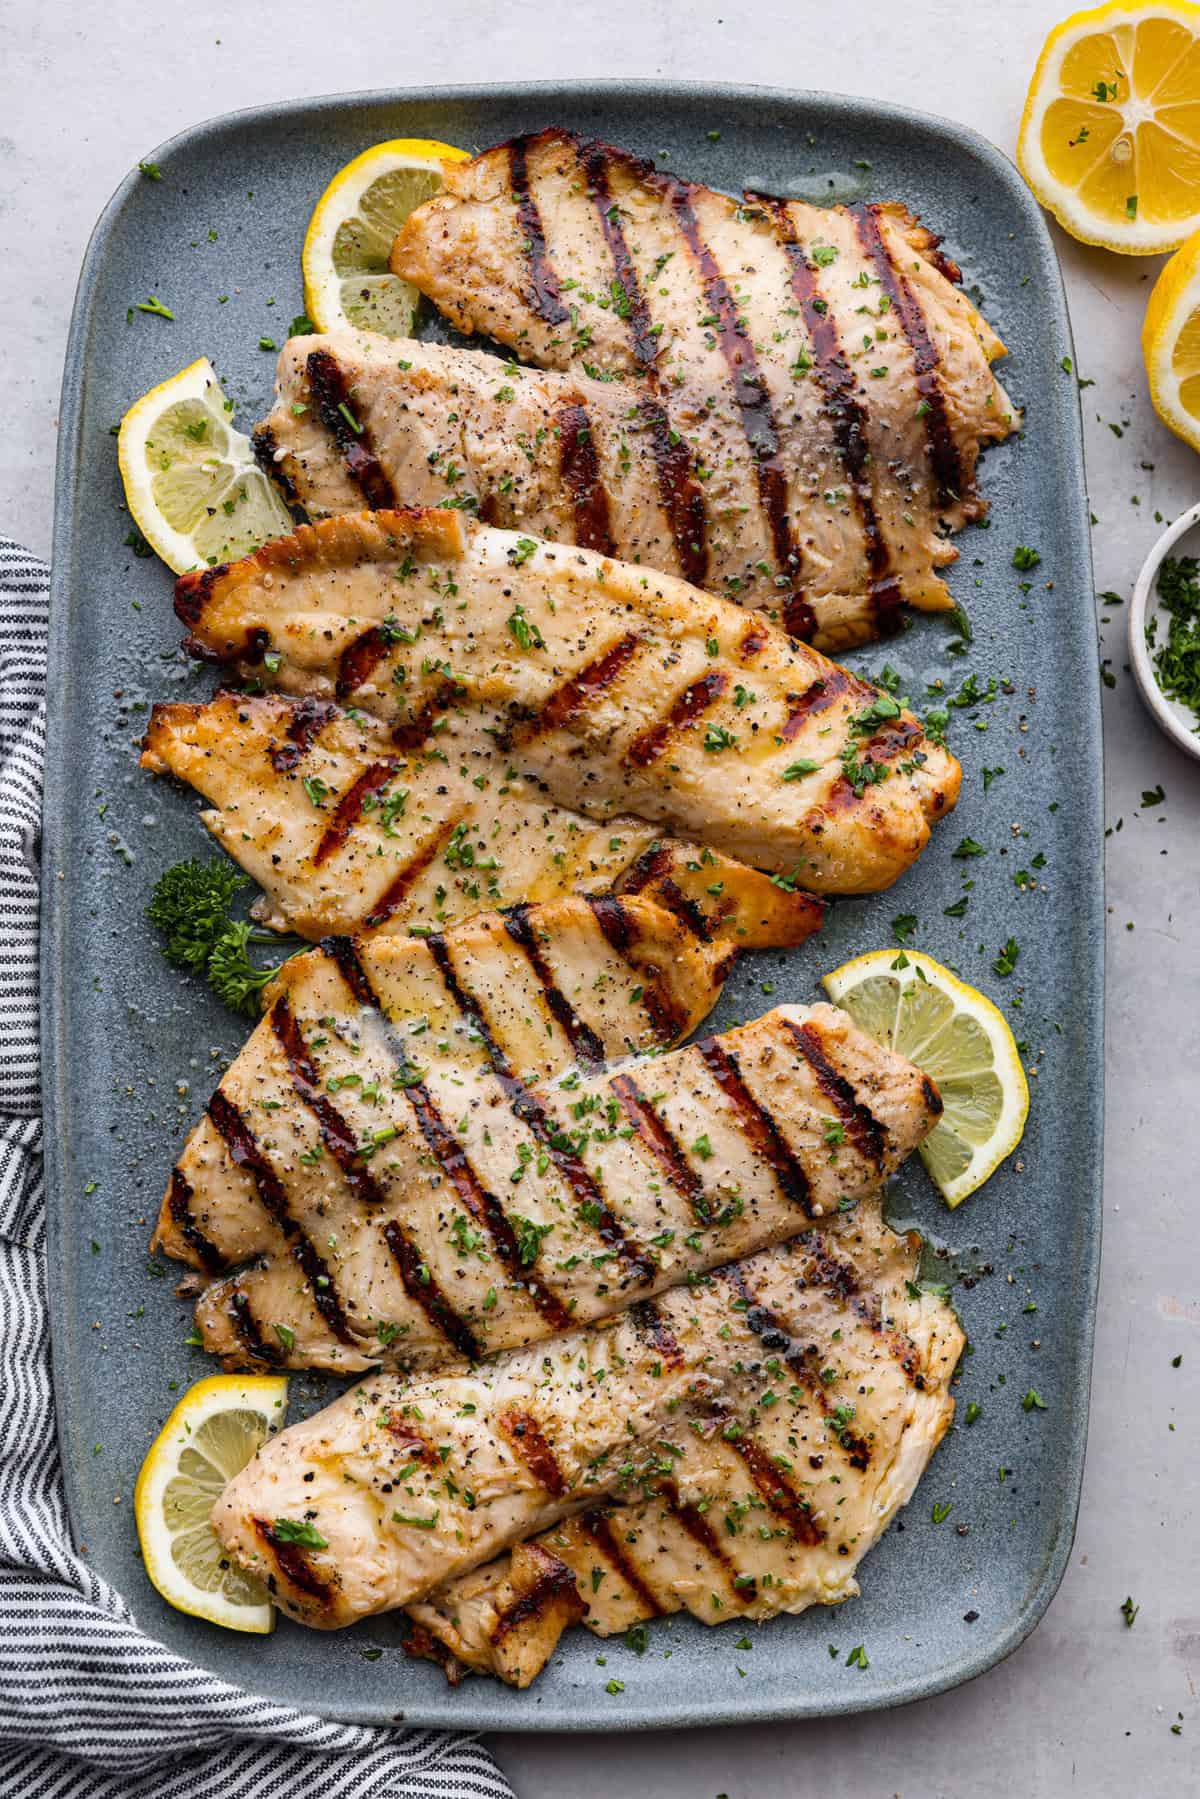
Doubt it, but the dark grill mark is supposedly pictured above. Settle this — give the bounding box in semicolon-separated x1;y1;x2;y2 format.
851;204;963;507
625;669;729;768
427;928;656;1286
583;891;691;1043
767;199;904;631
577;1509;664;1617
695;1037;814;1217
306;349;396;510
268;992;479;1359
824;714;926;815
794;1228;920;1383
628;1298;685;1366
268;697;338;773
779;670;859;740
610;1073;709;1225
391;690;453;752
336;625;393;700
167;1167;222;1272
658;1476;753;1596
508;633;643;744
255;1520;334;1604
509;139;570;326
381;1415;439;1465
251;422;305;515
739;623;769;658
557;398;616;553
500;903;608;1070
312;761;399;865
173;564;224;634
327;938;573;1331
228;1285;282;1366
498;1408;567;1496
207;1083;354;1346
580;142;662;370
490;1552;585;1647
363;812;465;928
668;183;796;578
726;1433;825;1546
781;1017;888;1168
782;594;819;642
630;875;712;944
612;846;711;945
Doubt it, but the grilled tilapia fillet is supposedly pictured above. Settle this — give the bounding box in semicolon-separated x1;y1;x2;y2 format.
389;128;1017;645
171;509;960;894
157;992;941;1375
258;328;965;655
213;1197;960;1630
156;890;731;1370
141;691;822;948
407;1209;963;1686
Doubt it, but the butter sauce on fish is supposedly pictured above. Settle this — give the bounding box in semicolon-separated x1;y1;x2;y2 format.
382;128;1016;646
168;507;961;897
157;970;941;1375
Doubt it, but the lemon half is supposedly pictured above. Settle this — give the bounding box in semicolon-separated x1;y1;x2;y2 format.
822;949;1030;1209
134;1373;289;1632
302;138;469;337
1017;1;1200;254
118;358;293;573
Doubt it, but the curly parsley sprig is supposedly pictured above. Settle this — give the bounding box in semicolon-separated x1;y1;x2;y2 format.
147;858;290;1015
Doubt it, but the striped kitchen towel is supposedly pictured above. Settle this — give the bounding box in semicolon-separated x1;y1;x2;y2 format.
0;540;513;1799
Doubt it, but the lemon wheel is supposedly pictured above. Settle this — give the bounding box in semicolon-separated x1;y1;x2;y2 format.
118;359;293;574
1144;225;1200;447
302;138;469;337
134;1374;289;1632
1017;1;1200;254
822;950;1030;1208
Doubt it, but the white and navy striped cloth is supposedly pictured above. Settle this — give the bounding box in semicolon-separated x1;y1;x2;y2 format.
0;540;513;1798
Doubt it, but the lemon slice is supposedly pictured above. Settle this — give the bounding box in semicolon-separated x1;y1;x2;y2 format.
118;358;293;574
822;949;1030;1209
1017;0;1200;254
134;1373;289;1632
1144;225;1200;448
302;138;469;337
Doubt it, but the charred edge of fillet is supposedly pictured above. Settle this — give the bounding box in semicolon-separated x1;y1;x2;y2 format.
311;760;398;866
577;1509;665;1618
695;1037;814;1217
922;1075;944;1119
767;200;903;632
851;204;963;508
657;1475;754;1596
636;397;709;588
329;935;573;1330
268;697;339;773
582;890;691;1045
306;349;397;510
251;422;308;519
363;812;466;929
627;1298;685;1367
254;1519;334;1604
498;1408;568;1496
726;1432;825;1546
228;1285;284;1366
625;669;729;768
797;1227;921;1385
207;1083;355;1345
557;398;616;554
490;1554;586;1648
610;1073;709;1226
167;1167;223;1272
428;926;656;1285
500;902;608;1070
781;1017;888;1168
173;564;226;635
507;633;643;744
724;1261;874;1470
667;183;796;579
403;1622;467;1684
509;138;570;326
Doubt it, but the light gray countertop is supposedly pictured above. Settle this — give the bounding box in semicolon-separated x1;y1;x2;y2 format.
4;1;1197;1791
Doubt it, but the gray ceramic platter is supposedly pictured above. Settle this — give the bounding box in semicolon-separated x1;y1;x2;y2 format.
43;81;1102;1731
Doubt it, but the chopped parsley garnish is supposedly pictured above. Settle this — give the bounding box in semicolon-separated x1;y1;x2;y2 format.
507;603;545;651
134;295;174;321
782;757;821;780
511;1215;554;1267
272;1518;328;1548
1121;1595;1139;1628
1012;545;1041;571
1148;556;1200;726
992;937;1020;977
703;723;738;753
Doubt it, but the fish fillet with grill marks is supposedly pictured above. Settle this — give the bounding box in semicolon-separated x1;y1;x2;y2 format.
380;127;1017;647
156;967;942;1376
407;1208;964;1686
213;1190;961;1631
167;507;960;899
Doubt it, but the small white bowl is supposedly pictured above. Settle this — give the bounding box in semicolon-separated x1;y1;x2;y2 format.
1129;500;1200;764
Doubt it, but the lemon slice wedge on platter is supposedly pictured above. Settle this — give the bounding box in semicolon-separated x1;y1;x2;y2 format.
118;358;293;573
822;949;1029;1209
1144;225;1200;448
134;1373;288;1632
1017;0;1200;254
302;137;469;337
